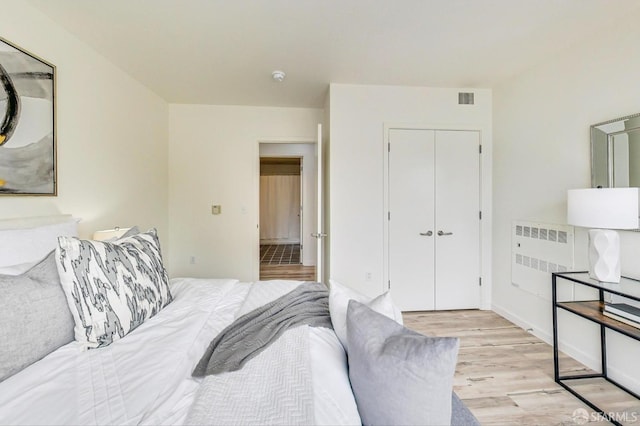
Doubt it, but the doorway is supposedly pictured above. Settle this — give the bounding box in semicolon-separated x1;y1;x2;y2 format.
259;156;302;262
259;143;317;281
260;157;302;250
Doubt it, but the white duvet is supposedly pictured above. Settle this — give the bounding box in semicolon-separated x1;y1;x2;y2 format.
0;278;360;425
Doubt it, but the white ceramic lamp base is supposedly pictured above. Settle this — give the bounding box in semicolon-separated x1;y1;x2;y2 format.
588;229;621;283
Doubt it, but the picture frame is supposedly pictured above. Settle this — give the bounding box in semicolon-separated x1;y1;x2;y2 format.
0;37;56;196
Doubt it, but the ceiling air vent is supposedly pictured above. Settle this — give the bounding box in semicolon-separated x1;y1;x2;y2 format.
458;92;475;105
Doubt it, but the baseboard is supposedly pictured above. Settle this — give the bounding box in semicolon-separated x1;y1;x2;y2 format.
491;303;639;385
491;303;553;344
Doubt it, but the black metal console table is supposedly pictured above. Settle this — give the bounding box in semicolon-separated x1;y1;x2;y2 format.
552;271;640;426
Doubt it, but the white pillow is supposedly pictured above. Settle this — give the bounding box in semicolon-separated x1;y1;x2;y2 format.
328;279;403;351
56;229;172;349
0;218;78;268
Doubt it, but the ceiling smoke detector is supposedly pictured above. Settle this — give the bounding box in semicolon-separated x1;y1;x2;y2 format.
272;70;286;82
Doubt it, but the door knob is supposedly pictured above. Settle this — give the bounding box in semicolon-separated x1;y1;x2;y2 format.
419;231;433;236
312;233;327;238
437;230;453;236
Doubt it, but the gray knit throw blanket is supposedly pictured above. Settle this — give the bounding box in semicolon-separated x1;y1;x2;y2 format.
192;281;332;377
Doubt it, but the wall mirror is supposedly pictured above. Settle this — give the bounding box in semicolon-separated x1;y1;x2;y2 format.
591;112;640;188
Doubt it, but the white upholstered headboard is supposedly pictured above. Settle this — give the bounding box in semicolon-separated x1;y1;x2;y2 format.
0;215;79;269
0;214;75;231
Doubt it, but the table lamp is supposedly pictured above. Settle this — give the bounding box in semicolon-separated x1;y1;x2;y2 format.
92;227;131;241
567;188;639;282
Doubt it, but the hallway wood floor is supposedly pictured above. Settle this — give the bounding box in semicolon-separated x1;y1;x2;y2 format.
259;263;315;281
403;310;640;425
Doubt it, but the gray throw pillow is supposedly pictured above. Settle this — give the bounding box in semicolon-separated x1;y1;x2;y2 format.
0;251;74;382
346;300;460;426
452;391;480;425
56;229;172;349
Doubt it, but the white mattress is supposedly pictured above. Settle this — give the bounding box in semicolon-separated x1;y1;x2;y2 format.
0;278;360;425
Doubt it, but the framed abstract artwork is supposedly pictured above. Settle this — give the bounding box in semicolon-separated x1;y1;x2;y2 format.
0;37;56;195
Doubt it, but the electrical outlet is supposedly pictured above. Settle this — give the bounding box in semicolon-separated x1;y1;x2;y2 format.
365;272;372;281
190;256;196;264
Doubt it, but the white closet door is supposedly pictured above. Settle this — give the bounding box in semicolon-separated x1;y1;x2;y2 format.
388;129;436;311
434;130;480;309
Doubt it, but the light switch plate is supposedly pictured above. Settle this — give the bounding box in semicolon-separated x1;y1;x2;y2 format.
212;205;221;215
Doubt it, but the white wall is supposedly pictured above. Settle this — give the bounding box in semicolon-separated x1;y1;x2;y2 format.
259;143;317;265
167;104;322;281
328;84;492;308
493;9;640;393
0;1;169;245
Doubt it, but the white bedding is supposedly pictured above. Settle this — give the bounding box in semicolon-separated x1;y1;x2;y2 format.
0;278;360;425
234;279;361;423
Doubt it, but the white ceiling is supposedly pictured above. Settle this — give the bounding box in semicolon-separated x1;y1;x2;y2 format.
28;0;640;108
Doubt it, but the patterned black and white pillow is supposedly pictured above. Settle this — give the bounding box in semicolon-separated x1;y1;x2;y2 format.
55;229;172;349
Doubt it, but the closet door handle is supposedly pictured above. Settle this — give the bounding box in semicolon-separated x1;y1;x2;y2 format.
419;231;433;236
437;230;453;236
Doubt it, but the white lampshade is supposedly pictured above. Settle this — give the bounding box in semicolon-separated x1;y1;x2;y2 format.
567;187;639;282
567;188;639;230
92;227;131;241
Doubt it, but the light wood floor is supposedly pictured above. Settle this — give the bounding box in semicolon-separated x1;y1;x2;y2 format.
403;310;640;425
259;264;315;281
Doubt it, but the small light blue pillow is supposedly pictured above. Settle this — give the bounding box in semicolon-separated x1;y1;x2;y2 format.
346;300;459;425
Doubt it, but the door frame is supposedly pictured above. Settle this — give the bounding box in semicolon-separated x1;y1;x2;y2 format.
382;122;492;310
254;139;317;281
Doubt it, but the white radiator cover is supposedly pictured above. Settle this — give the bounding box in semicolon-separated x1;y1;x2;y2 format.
511;221;575;300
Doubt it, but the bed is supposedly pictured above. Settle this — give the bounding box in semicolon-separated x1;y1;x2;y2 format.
0;216;478;425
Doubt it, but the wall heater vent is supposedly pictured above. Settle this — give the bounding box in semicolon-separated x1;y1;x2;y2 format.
511;221;574;300
458;92;475;105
